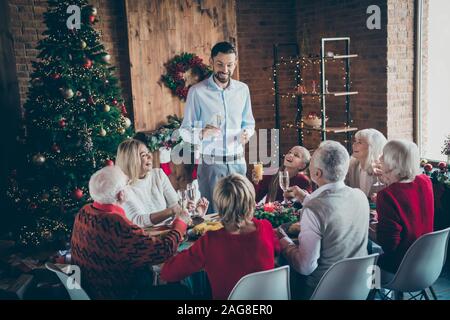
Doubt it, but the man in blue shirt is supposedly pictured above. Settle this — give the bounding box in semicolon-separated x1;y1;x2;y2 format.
180;42;255;213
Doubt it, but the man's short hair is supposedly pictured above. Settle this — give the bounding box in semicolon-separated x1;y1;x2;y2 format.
314;140;350;183
211;41;237;58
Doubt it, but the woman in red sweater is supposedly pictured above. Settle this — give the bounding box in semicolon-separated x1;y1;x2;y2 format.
374;140;434;273
161;174;280;299
252;146;312;203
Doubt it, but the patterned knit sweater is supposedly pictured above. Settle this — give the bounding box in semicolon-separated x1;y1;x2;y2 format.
71;202;187;299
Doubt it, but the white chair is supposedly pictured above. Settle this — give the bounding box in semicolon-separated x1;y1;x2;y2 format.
228;266;290;300
45;263;90;300
378;227;450;300
310;253;380;300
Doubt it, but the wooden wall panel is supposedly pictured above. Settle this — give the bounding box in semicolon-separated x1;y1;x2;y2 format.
124;0;237;132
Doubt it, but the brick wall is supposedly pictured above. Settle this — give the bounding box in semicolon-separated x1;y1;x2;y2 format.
8;0;132;115
295;0;389;150
386;0;415;140
236;0;298;157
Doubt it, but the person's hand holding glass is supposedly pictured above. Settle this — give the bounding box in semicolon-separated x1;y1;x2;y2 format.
202;113;223;142
283;185;309;204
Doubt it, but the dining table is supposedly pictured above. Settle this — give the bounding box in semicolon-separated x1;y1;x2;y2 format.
144;213;222;299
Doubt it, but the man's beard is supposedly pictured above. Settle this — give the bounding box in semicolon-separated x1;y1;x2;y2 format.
214;71;230;84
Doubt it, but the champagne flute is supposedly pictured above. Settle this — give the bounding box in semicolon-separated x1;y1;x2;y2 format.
371;158;384;187
210;113;223;142
186;183;197;216
177;190;188;211
279;170;290;204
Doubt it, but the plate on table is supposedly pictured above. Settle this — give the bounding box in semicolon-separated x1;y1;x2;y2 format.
189;216;205;228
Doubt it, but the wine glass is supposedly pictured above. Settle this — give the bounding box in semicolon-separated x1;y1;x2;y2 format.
177;190;188;211
371;158;384;187
186;183;197;216
279;170;290;204
210;113;223;142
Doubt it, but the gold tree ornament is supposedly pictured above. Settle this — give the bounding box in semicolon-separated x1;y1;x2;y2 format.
32;153;46;165
99;128;107;137
122;116;131;128
60;88;74;99
102;54;111;63
103;104;110;112
80;40;87;49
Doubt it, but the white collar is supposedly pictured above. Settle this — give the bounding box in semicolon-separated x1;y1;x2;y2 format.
303;181;346;205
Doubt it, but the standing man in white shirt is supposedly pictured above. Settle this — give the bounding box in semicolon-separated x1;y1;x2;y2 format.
278;140;369;299
180;42;255;213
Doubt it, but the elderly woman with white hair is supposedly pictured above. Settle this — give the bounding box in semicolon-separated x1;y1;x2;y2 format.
71;166;192;299
374;140;434;273
345;128;387;197
279;140;369;299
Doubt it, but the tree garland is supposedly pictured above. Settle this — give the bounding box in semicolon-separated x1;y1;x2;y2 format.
161;53;212;100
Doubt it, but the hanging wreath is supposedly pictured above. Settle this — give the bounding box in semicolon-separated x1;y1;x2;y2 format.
161;53;212;100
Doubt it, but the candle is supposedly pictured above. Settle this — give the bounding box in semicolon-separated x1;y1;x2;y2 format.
264;202;275;212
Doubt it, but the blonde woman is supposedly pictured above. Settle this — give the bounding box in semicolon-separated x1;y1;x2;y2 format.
161;174;280;300
252;146;312;203
116;139;208;228
375;140;434;273
345;128;387;197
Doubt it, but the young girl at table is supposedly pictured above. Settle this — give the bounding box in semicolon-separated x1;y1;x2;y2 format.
160;174;280;300
252;145;312;203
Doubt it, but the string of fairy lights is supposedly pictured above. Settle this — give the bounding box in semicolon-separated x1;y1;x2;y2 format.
269;55;356;146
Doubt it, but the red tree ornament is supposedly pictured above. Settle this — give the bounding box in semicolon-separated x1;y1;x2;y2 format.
58;118;66;128
72;188;84;200
112;99;118;106
105;159;114;166
438;162;447;170
83;58;93;69
89;15;96;24
88;96;95;105
51;73;61;80
424;163;433;172
51;144;61;153
120;104;128;115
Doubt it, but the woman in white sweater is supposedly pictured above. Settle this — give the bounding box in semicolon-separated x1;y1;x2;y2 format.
116;139;208;227
345;128;387;198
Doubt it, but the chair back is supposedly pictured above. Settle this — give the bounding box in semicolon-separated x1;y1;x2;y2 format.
311;254;380;300
383;227;450;293
228;266;290;300
45;262;90;300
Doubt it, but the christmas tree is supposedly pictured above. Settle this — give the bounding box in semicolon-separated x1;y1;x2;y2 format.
7;0;134;248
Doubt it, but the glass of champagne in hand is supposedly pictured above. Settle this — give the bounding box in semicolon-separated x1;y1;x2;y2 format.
177;190;188;211
186;183;197;217
279;170;290;204
371;158;384;187
210;113;223;142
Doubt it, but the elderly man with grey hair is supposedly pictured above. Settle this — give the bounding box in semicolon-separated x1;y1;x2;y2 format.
278;140;369;299
71;166;192;299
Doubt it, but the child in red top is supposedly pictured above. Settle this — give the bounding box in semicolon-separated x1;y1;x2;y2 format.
252;146;312;203
161;174;280;299
374;140;434;273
